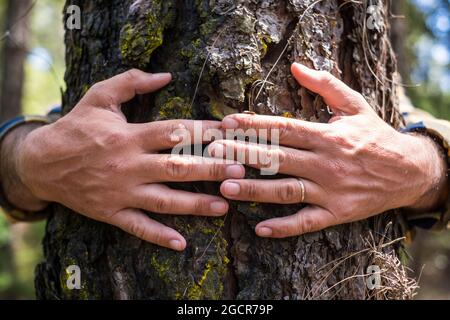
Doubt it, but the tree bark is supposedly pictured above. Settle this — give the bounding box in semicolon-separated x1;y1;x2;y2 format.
0;0;32;121
36;0;410;300
389;0;408;81
0;0;32;299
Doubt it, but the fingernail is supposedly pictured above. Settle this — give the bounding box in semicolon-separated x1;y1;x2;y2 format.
169;239;183;251
222;117;239;129
293;62;307;70
152;72;171;79
223;182;240;196
226;165;245;178
210;201;228;214
257;227;273;237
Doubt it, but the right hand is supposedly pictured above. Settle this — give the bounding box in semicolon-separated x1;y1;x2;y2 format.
16;69;245;251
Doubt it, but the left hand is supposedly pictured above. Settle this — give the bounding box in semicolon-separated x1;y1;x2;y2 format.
208;63;447;238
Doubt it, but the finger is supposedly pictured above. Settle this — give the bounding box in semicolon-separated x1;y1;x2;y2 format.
208;139;319;179
220;178;323;205
221;113;327;150
291;63;371;116
108;208;186;251
132;119;224;151
80;69;172;110
135;154;245;183
255;205;336;238
132;184;229;216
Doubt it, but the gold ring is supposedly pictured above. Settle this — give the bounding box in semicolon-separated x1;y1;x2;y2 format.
297;178;305;203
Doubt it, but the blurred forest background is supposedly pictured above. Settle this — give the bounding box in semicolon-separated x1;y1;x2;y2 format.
0;0;448;299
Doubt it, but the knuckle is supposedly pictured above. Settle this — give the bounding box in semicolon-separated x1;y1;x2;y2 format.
273;149;286;167
88;82;117;107
128;219;147;239
245;182;258;199
342;207;355;220
328;134;352;148
208;162;223;179
239;116;253;130
296;213;316;234
318;71;334;87
89;81;105;95
330;200;353;221
276;182;297;203
153;196;170;213
344;196;364;217
277;120;293;141
165;157;191;179
124;69;140;81
347;93;367;112
293;122;312;138
163;122;186;144
329;205;343;219
104;159;124;173
152;229;165;246
193;198;207;214
104;129;130;148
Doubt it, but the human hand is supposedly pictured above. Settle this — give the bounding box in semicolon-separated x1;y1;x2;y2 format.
208;63;447;238
15;70;245;250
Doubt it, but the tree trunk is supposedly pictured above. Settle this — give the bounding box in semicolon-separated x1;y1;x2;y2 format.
389;0;408;82
0;0;32;299
35;0;411;300
0;0;32;121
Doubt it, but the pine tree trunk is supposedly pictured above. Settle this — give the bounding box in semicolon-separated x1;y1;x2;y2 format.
35;0;409;300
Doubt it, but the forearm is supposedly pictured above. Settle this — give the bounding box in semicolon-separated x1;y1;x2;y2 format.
0;123;48;212
404;133;448;213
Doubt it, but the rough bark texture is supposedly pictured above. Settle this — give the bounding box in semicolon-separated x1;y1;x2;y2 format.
36;0;408;299
0;0;32;121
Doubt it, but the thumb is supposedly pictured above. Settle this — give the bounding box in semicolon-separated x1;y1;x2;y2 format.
291;63;371;116
79;69;172;113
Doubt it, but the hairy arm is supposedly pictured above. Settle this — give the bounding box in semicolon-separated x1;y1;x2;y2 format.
0;122;49;212
404;133;448;213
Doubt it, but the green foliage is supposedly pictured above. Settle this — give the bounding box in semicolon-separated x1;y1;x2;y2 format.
23;0;66;115
403;0;450;120
119;0;176;68
0;213;12;292
0;0;65;299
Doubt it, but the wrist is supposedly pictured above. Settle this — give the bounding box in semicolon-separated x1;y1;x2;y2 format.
1;123;49;211
404;132;448;211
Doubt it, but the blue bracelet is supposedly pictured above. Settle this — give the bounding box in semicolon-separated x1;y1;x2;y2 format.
400;121;426;133
0;106;62;144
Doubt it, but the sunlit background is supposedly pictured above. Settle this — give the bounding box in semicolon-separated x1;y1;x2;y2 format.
0;0;448;299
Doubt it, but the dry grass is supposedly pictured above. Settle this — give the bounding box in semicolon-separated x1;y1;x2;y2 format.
364;235;419;300
305;224;418;300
